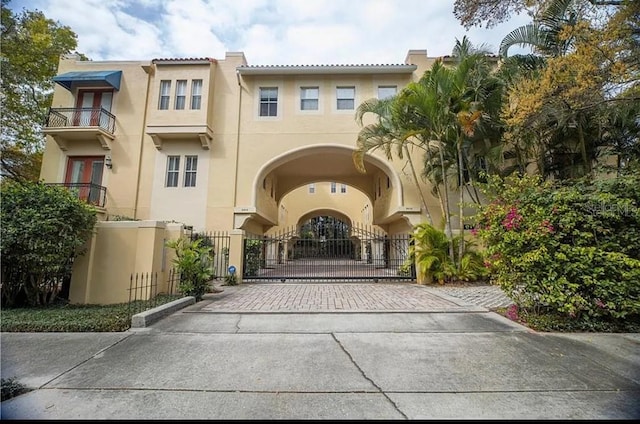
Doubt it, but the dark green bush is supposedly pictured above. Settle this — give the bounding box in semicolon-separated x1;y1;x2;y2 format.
166;238;213;300
0;181;97;307
1;378;31;401
475;174;640;321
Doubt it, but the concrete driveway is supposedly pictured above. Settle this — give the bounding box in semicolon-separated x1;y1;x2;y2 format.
2;283;639;419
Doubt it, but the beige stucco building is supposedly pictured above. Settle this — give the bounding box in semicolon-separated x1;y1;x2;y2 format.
40;49;466;301
40;49;454;237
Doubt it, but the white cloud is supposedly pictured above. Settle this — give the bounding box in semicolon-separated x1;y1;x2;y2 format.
9;0;534;63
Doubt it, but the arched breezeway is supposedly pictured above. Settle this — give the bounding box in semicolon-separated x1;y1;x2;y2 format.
234;144;424;235
236;144;418;282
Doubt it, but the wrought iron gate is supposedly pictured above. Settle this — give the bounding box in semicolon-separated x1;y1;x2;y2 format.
243;222;415;282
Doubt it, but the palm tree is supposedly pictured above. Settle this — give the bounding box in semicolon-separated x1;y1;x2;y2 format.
353;97;435;226
498;0;602;179
499;0;583;59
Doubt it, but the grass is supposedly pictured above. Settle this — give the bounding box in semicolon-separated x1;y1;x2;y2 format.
495;306;640;332
1;294;181;332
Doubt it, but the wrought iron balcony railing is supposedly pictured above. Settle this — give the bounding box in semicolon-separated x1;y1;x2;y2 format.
45;108;116;134
47;183;107;208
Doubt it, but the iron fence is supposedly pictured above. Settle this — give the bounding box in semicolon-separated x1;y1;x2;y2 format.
243;224;415;282
190;231;231;279
46;107;116;134
47;182;106;207
127;271;180;317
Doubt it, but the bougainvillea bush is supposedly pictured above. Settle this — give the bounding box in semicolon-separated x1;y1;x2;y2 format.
474;174;640;323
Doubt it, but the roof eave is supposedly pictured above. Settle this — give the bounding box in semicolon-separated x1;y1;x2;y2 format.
237;65;417;76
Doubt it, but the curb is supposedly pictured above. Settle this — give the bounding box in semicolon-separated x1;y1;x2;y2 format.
131;296;196;328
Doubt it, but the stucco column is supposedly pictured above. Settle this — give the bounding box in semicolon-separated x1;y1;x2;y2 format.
69;226;98;304
228;229;245;284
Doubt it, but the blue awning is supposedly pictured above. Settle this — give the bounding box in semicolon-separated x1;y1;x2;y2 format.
53;70;122;91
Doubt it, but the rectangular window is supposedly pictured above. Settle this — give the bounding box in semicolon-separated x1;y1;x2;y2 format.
175;80;187;110
340;184;347;193
331;182;337;193
184;155;198;187
191;79;202;110
336;86;355;110
377;85;397;100
159;80;171;110
309;183;315;194
300;87;319;110
166;155;180;187
259;87;278;117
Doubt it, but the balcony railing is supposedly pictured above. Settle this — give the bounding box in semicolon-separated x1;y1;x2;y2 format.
45;108;116;134
47;183;107;208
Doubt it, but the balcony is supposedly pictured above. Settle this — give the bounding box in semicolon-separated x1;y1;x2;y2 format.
146;124;213;150
44;108;116;151
47;183;107;208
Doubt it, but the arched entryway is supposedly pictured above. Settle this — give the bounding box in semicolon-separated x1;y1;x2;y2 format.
238;144;417;282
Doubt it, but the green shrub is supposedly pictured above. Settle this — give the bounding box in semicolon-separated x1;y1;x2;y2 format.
243;239;262;277
1;378;31;401
224;272;238;286
0;181;97;307
475;174;640;321
166;238;213;300
408;223;487;284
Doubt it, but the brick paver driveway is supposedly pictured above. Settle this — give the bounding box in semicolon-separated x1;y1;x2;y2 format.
202;283;499;313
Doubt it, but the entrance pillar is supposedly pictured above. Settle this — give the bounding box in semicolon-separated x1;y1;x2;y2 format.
228;229;245;284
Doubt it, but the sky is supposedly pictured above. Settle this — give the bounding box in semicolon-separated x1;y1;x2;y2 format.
9;0;532;65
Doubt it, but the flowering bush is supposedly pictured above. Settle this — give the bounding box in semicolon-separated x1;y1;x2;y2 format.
474;174;640;321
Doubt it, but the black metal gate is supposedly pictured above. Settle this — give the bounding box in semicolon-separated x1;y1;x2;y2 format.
190;231;231;279
243;221;415;282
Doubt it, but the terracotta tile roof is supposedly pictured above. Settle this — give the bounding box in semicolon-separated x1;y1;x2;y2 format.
152;57;217;63
240;63;412;68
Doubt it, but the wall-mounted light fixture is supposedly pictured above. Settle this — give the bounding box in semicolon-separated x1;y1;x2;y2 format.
105;155;112;169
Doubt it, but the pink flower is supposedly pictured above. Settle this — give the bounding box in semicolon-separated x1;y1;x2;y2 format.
595;299;606;309
505;304;519;321
471;228;479;236
541;219;555;233
502;206;523;231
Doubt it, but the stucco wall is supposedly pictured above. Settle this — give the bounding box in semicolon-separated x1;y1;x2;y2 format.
69;221;184;305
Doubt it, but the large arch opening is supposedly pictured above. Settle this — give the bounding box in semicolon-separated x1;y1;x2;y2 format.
238;145;417;281
236;144;411;233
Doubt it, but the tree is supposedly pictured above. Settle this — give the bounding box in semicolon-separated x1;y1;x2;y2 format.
355;38;504;268
353;96;436;227
500;0;640;179
453;0;623;29
0;181;97;307
0;0;83;181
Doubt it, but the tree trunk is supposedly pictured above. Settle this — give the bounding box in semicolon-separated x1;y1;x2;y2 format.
577;120;591;176
438;141;455;263
404;144;434;226
457;140;465;272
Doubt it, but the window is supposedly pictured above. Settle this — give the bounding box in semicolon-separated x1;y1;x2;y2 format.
184;155;198;187
191;79;202;110
340;184;347;193
300;87;319;110
378;85;397;100
330;182;337;193
65;156;104;205
159;80;171;110
166;156;180;187
175;80;187;110
336;86;355;110
259;87;278;117
387;176;390;189
309;183;315;194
